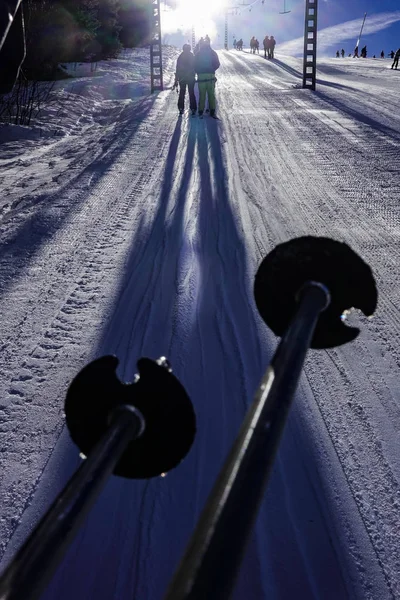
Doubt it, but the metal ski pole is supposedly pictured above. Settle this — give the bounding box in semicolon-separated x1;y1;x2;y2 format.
165;236;377;600
0;356;196;600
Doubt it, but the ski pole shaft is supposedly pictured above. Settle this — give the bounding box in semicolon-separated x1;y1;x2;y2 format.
0;405;145;600
165;282;330;600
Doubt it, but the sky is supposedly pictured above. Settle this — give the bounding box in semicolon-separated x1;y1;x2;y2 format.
161;0;400;56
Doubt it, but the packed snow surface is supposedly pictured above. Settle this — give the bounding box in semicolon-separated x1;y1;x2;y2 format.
0;48;399;599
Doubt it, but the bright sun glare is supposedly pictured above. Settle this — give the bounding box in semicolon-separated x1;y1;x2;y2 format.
162;0;226;39
176;0;227;18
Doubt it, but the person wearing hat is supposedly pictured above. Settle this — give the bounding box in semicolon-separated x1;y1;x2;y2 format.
174;44;197;116
194;37;220;118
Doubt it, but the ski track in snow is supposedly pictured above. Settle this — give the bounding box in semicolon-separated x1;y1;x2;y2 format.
0;50;399;599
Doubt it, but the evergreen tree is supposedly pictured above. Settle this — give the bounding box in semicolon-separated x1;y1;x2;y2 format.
22;0;101;78
118;0;150;48
94;0;121;59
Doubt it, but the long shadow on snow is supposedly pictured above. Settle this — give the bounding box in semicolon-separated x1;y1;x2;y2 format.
41;115;348;600
0;96;157;301
316;78;359;92
40;116;191;600
272;59;358;92
39;116;266;600
195;120;348;600
271;58;303;80
315;89;400;143
0;96;160;570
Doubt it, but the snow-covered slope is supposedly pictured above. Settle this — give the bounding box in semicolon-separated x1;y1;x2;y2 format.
0;49;399;599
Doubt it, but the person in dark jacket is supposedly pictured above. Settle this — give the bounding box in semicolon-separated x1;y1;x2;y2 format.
269;35;276;59
391;48;400;69
263;36;269;59
175;43;197;115
194;37;220;117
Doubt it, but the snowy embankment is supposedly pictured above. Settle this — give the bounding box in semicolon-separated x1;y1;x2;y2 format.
0;48;399;600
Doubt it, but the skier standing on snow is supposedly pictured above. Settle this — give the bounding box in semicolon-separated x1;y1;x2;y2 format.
341;48;345;57
174;44;197;116
263;36;269;59
269;35;276;59
391;48;400;69
194;37;204;54
194;37;220;118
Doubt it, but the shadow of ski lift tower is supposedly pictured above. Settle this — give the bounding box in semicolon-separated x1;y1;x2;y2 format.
224;0;250;49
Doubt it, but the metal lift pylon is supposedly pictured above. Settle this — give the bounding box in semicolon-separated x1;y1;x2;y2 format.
150;0;163;93
302;0;318;90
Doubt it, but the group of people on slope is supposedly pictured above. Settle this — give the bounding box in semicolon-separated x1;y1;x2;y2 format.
335;46;400;67
338;48;382;59
233;38;243;51
174;37;220;118
353;45;367;58
262;36;276;59
249;37;259;54
233;35;276;58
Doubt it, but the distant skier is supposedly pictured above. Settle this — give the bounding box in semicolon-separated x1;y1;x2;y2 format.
353;46;359;58
174;44;197;116
391;48;400;70
233;38;237;50
380;50;385;59
341;48;345;58
255;39;260;54
360;45;367;58
269;35;276;59
390;50;395;59
194;37;220;118
263;36;269;59
336;50;340;58
195;37;204;54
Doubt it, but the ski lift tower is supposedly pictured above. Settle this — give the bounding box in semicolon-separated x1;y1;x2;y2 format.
192;26;196;52
302;0;318;90
150;0;163;93
224;1;249;50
